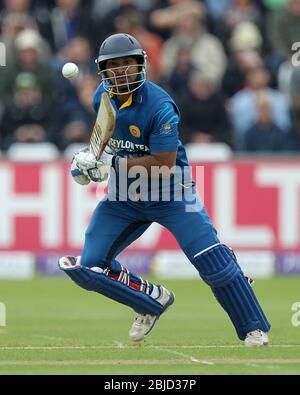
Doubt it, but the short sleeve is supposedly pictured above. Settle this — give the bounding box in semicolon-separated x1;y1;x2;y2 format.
149;102;180;153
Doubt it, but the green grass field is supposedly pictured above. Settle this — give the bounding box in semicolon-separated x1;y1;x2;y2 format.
0;276;299;375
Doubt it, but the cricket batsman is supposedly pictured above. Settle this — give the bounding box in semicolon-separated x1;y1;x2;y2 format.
59;33;271;346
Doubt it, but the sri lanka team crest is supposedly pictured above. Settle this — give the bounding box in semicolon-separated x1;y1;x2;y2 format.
129;125;141;138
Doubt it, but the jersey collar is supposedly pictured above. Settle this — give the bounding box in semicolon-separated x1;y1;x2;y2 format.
109;85;144;109
119;93;133;109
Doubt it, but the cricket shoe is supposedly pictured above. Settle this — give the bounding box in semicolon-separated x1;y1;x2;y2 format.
244;329;269;347
129;285;175;342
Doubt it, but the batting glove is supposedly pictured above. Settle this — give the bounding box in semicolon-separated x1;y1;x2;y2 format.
73;147;115;183
70;158;91;185
91;150;114;182
73;148;97;173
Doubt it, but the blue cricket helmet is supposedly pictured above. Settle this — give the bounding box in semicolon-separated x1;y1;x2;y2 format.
95;33;147;95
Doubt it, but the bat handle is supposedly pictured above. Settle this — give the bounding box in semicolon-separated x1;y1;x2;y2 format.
87;168;101;182
99;143;107;159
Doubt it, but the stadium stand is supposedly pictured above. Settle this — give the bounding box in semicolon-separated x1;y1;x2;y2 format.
0;0;299;154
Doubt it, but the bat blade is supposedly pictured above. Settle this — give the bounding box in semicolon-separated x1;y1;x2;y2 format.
90;92;116;160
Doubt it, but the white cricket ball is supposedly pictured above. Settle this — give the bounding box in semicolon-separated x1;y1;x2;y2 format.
62;62;79;79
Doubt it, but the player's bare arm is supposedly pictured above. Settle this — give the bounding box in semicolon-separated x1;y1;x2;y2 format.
121;151;177;172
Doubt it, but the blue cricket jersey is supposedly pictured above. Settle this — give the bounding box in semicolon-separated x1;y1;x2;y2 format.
93;80;193;202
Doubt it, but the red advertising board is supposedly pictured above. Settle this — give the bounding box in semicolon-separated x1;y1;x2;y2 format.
0;159;300;254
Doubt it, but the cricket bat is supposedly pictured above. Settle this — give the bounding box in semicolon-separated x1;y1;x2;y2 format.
88;92;116;181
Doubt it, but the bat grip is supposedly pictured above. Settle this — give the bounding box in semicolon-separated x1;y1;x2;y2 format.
87;168;101;182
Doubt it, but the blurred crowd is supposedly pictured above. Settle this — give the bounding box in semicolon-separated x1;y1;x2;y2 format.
1;0;300;153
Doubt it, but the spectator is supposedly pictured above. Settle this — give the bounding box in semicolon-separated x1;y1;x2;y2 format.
267;0;300;61
52;36;95;79
0;0;32;27
0;72;50;149
222;21;264;97
0;29;55;107
230;21;263;52
165;47;197;96
224;0;262;32
0;0;32;13
92;0;140;46
161;12;227;85
243;90;289;151
0;0;55;46
92;0;119;20
229;66;291;148
51;73;98;149
49;0;99;54
50;36;95;107
149;0;205;40
49;37;97;149
207;0;262;50
0;12;37;64
203;0;233;46
204;0;233;21
177;70;232;146
114;8;163;82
